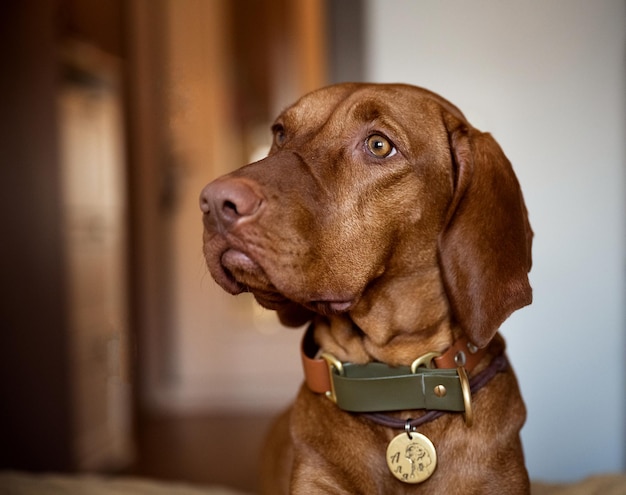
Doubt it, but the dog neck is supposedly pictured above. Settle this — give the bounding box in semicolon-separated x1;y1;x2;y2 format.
310;265;462;367
312;314;459;367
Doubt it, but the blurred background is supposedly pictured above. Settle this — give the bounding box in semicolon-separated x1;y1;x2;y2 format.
1;0;624;492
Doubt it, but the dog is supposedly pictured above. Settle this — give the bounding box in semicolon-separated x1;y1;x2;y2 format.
200;83;532;494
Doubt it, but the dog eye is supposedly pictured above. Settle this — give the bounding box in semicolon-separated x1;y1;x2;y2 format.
366;134;396;158
272;124;287;147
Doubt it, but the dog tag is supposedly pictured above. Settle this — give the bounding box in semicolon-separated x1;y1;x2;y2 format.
386;431;437;484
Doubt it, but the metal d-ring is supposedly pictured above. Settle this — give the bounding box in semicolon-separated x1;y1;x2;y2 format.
320;352;344;404
320;351;344;376
410;351;443;373
457;366;473;427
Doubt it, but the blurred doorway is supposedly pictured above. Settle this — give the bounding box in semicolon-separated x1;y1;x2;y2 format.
59;39;132;471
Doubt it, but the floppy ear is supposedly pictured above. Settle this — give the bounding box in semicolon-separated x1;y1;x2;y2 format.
438;113;533;348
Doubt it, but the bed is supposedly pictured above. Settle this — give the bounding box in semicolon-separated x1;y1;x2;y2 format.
1;471;626;494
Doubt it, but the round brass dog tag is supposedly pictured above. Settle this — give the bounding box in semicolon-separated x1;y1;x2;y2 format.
386;431;437;484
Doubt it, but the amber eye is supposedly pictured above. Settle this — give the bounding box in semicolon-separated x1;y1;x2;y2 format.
366;134;396;158
272;124;286;147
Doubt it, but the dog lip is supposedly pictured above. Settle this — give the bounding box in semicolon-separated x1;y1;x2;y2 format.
213;261;247;295
204;245;250;295
220;248;275;292
217;249;356;314
221;248;259;272
310;300;354;314
327;300;353;312
252;290;291;310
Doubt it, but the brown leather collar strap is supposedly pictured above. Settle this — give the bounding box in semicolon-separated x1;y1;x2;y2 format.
433;335;486;371
301;324;333;394
301;324;488;396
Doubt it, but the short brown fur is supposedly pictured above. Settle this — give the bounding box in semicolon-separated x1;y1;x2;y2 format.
200;83;532;494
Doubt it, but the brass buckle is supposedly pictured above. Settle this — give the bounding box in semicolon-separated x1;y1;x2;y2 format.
457;366;473;427
320;352;344;403
410;351;442;373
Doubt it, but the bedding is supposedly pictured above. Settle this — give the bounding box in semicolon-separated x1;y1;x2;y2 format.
531;474;626;495
0;472;251;495
1;471;625;494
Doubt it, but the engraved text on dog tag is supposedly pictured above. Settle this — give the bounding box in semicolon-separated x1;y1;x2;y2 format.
386;431;437;483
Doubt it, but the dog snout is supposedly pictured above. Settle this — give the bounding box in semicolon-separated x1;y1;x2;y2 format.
200;178;264;229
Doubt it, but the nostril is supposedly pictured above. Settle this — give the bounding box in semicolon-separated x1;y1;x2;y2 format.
200;178;263;227
221;199;241;221
222;199;237;214
221;191;262;221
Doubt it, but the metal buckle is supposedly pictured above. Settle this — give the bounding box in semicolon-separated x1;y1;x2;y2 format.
320;352;344;403
410;351;443;373
457;366;473;427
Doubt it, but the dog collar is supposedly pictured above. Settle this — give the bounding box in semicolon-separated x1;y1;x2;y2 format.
300;324;488;415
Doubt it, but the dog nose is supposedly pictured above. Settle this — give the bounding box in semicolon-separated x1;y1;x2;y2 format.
200;178;263;228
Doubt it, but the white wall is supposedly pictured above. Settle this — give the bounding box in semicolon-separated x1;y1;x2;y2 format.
364;0;625;483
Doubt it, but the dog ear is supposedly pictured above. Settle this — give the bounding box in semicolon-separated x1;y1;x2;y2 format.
438;112;533;348
276;301;315;328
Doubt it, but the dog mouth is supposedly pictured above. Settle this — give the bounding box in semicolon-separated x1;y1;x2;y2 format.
218;248;272;293
212;248;354;314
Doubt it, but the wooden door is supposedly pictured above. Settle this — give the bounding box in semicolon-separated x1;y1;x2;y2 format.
59;41;132;470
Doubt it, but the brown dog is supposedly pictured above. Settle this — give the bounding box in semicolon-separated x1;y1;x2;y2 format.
200;83;532;494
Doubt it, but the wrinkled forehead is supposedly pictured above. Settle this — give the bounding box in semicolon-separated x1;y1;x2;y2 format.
274;83;466;134
276;83;361;130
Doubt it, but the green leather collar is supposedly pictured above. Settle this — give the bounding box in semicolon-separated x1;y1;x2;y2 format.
301;325;473;414
329;361;467;413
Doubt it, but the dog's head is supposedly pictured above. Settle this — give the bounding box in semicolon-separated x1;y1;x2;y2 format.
200;83;532;349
